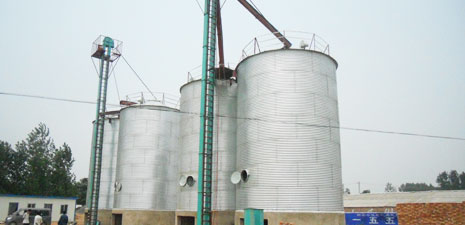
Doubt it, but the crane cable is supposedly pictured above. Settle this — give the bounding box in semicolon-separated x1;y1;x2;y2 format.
221;0;228;9
91;57;122;101
194;0;227;14
120;55;158;101
90;56;120;79
194;0;204;13
249;0;263;15
112;69;121;101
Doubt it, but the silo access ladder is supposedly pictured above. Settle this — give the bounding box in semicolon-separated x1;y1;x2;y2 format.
197;0;218;225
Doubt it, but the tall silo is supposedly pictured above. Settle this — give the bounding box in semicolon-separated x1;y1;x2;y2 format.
234;49;345;224
98;112;120;210
176;79;237;224
113;104;180;222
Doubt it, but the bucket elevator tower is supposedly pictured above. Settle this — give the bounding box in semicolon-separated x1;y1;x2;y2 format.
87;36;121;225
197;0;219;225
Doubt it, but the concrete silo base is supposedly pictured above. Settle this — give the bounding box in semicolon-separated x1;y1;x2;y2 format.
86;209;176;225
234;211;346;225
175;210;235;225
97;209;113;225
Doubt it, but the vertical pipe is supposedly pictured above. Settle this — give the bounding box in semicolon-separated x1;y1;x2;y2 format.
92;45;112;221
88;37;114;225
87;53;105;210
197;0;212;224
216;0;225;78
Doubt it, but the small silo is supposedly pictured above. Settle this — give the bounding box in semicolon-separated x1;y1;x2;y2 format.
234;49;344;224
113;104;180;217
176;78;237;224
98;111;120;209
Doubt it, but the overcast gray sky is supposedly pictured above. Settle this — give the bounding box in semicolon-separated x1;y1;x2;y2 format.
1;0;464;193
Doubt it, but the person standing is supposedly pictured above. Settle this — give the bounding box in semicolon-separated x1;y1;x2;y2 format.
58;212;68;225
23;210;31;225
34;212;43;225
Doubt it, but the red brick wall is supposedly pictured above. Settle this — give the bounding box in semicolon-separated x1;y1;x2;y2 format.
344;207;395;213
396;201;465;225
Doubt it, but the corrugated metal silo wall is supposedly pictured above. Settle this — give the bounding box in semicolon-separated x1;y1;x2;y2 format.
98;117;120;209
235;49;343;212
113;105;180;210
178;79;237;211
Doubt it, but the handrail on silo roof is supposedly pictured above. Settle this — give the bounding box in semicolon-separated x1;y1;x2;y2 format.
123;91;180;109
240;31;332;60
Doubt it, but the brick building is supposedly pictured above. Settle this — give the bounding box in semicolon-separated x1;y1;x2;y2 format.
397;202;465;225
344;190;465;225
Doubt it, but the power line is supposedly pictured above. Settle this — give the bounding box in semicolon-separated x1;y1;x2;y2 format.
0;92;120;107
141;104;465;142
1;91;465;142
338;126;465;141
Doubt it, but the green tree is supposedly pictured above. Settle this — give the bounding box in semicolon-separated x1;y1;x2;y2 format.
0;141;14;193
75;178;88;205
449;170;460;189
16;123;55;195
2;123;79;197
398;183;435;192
50;143;76;196
385;182;397;192
459;172;465;190
436;170;465;190
10;147;28;195
436;171;450;190
0;141;29;194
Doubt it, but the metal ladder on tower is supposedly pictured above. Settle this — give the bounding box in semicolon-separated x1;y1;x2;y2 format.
197;1;218;225
87;37;115;225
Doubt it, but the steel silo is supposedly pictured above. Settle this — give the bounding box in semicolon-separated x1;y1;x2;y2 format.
113;105;180;210
98;112;120;209
235;49;343;212
177;79;237;211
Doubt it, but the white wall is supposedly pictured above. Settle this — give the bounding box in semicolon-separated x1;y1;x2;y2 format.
0;195;76;222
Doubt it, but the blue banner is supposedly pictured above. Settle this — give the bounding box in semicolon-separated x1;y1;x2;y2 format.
345;213;398;225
